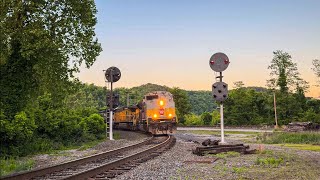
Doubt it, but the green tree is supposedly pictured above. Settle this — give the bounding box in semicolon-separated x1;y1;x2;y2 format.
212;110;220;125
312;59;320;85
267;51;300;93
0;0;102;117
201;112;212;125
169;87;192;124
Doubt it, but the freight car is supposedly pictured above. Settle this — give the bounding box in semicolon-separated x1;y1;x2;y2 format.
113;91;177;135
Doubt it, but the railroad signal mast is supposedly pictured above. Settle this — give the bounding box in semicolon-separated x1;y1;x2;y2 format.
209;52;230;144
104;66;121;140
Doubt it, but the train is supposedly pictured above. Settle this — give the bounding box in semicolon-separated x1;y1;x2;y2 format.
113;91;177;135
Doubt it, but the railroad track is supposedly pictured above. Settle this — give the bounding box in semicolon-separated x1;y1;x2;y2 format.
1;135;176;180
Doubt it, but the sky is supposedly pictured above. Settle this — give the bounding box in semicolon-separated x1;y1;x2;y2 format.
77;0;320;97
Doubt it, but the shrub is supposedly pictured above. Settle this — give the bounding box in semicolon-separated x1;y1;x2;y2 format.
80;113;105;138
184;114;203;126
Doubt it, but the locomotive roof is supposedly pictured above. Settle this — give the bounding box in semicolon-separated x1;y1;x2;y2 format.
145;91;172;96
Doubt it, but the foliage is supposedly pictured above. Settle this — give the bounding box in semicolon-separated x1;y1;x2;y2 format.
187;91;216;115
80;114;105;138
312;59;320;85
201;112;212;125
0;0;102;117
0;86;105;157
267;50;307;93
184;114;203;126
224;87;270;125
212;110;220;125
169;87;192;124
0;158;35;177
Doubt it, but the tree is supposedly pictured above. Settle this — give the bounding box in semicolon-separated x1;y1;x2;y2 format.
201;112;212;125
0;0;102;117
169;87;192;124
312;59;320;85
233;81;244;89
267;51;301;93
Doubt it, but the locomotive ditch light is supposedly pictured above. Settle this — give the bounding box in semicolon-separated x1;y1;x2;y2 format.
169;113;172;117
153;114;157;118
159;100;164;106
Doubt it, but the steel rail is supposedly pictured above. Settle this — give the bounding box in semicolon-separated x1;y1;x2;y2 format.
1;137;154;180
63;135;174;180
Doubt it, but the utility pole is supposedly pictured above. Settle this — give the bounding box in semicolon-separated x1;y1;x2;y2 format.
273;91;278;128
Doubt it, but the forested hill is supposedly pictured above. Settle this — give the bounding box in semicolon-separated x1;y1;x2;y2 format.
187;90;216;115
112;83;216;115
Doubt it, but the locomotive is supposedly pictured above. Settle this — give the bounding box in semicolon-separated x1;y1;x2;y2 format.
113;91;177;135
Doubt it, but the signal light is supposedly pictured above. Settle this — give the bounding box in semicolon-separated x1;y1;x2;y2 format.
159;100;164;106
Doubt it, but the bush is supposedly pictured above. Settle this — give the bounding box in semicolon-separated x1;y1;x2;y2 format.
201;112;212;125
80;113;105;138
184;114;203;126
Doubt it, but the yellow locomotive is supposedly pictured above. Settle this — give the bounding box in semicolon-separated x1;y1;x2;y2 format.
113;91;177;135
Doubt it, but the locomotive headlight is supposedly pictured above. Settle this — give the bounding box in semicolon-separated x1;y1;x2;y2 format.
153;114;157;118
159;100;164;106
169;113;172;117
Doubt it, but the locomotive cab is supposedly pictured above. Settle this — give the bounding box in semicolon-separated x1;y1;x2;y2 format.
143;91;177;134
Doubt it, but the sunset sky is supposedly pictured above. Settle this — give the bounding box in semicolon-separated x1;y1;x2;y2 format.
77;0;320;97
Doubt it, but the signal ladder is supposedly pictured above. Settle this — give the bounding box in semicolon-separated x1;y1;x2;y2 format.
105;110;113;138
105;109;110;138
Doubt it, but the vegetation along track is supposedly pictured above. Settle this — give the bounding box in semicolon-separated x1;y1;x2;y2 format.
1;135;176;180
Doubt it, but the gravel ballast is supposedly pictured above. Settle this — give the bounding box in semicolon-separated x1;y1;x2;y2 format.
31;130;320;179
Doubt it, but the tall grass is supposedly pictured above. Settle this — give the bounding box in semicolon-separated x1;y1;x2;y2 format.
261;131;320;144
0;158;35;177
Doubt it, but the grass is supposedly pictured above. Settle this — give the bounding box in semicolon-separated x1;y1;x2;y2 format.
1;136;112;176
276;144;320;152
260;131;320;144
211;151;241;158
0;158;35;177
179;130;260;135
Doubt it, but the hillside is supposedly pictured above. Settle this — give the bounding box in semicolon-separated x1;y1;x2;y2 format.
111;83;216;115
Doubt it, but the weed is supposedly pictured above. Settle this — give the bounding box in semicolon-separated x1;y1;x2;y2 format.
213;151;241;158
255;157;283;168
113;132;121;140
232;166;247;174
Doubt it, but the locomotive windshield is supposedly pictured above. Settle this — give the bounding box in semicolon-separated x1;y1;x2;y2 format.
146;95;158;100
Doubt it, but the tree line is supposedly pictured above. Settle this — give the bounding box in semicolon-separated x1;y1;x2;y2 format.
0;1;103;157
